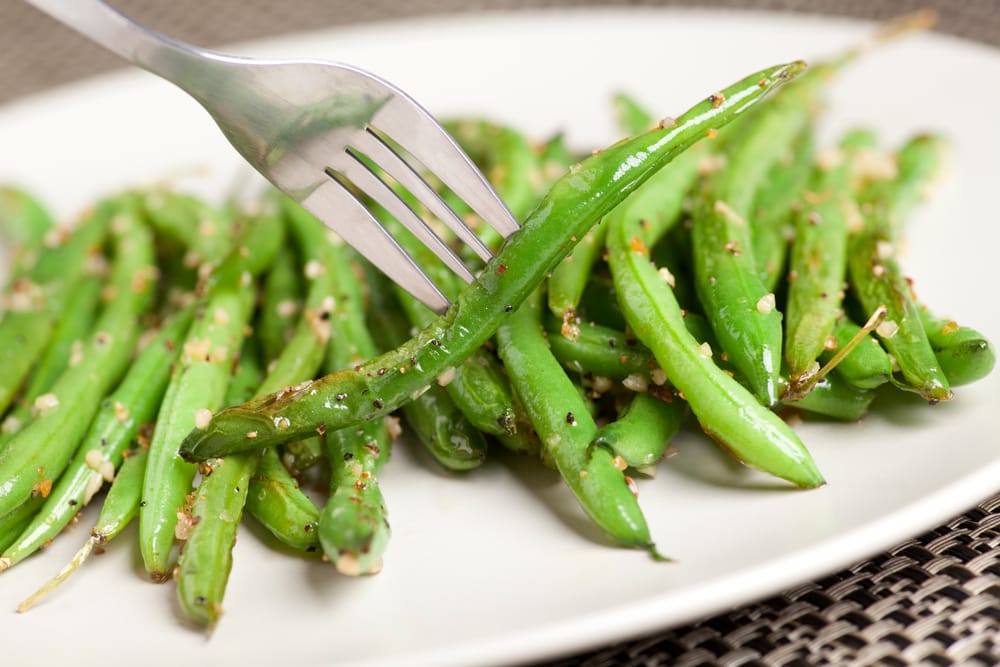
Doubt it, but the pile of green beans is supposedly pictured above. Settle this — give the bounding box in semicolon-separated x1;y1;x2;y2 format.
0;57;993;631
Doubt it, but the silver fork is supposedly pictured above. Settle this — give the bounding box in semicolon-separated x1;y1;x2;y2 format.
23;0;519;312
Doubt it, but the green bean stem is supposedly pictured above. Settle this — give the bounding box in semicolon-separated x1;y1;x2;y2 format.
16;447;149;613
819;316;893;390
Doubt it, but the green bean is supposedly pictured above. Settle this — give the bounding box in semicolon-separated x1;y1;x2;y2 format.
321;420;392;574
0;497;43;554
257;248;302;363
181;61;807;461
545;315;655;381
140;205;284;579
366;266;492;470
0;307;193;571
782;138;858;384
752;127;815;292
176;344;263;629
0;199;156;521
0;274;103;449
593;392;684;471
280;200;395;573
246;448;320;551
16;447;148;612
548;126;703;321
0;204;108;416
396;290;518;439
498;289;661;555
399;383;488;471
847;137;951;402
779;374;875;421
918;307;996;387
175;195;346;625
612;91;655;135
141;190;233;266
444;119;541;223
868;134;946;239
576;274;629;331
690;77;816;407
0;186;55;277
606;176;824;487
819;316;893;390
547;222;610;320
280;438;325;477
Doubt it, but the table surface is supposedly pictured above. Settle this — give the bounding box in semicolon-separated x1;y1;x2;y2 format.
1;2;997;666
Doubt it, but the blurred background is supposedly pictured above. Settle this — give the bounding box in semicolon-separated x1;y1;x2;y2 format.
1;0;997;104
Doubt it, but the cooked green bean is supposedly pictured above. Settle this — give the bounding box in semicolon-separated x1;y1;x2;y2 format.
257;247;302;363
181;61;807;461
0;199;156;521
779;374;875;421
246;448;320;552
593;392;684;470
847;136;951;402
0;307;193;571
0;497;43;554
140;204;284;580
783;133;864;385
0;205;108;417
690;77;816;407
612;91;655;135
280;201;395;573
176;343;263;629
545;315;655;380
141;190;233;266
498;289;661;554
607;172;824;487
0;186;56;277
752;127;815;292
16;447;149;612
0;274;103;449
919;307;996;386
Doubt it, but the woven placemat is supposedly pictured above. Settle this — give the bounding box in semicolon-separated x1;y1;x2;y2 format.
1;2;997;666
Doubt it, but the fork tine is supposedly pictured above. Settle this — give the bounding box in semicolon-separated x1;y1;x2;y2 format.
371;96;521;238
326;150;476;285
297;178;451;312
349;129;493;265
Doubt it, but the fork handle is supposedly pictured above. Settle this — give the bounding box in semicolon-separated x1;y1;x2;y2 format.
22;0;221;92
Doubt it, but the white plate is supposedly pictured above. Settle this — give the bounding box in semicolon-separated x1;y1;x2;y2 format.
1;8;998;667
